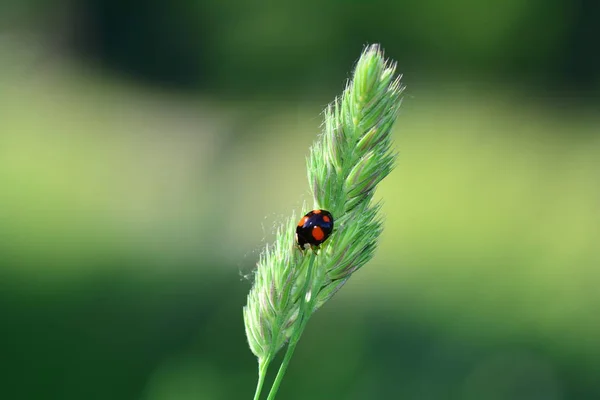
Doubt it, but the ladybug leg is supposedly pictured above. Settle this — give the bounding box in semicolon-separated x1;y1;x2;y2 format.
293;244;302;255
294;242;307;256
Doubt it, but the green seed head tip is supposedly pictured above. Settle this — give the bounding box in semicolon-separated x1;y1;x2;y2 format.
244;43;404;361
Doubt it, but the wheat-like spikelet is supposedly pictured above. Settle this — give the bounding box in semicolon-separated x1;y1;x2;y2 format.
244;44;404;400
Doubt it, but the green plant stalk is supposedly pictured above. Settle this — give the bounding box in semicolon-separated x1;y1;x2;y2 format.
265;252;318;400
253;357;271;400
243;43;404;400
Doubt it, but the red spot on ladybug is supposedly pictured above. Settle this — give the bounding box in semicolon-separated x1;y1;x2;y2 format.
295;209;334;251
297;216;309;227
312;226;325;241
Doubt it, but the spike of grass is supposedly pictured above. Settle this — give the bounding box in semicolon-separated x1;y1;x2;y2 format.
244;43;405;400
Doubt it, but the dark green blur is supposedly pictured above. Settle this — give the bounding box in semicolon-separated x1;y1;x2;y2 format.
1;1;599;399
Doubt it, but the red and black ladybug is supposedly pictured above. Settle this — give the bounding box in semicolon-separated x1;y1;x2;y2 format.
296;209;334;251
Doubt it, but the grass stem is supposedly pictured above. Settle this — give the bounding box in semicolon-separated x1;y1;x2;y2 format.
244;44;403;399
253;358;270;400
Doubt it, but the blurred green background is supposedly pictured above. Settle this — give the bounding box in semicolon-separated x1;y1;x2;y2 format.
1;1;599;399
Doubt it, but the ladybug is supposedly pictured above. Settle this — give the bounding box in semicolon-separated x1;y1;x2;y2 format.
295;209;334;251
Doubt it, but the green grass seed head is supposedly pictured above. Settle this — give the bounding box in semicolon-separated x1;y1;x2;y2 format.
244;44;404;363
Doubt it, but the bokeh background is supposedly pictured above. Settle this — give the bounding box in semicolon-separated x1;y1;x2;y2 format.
1;1;599;399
